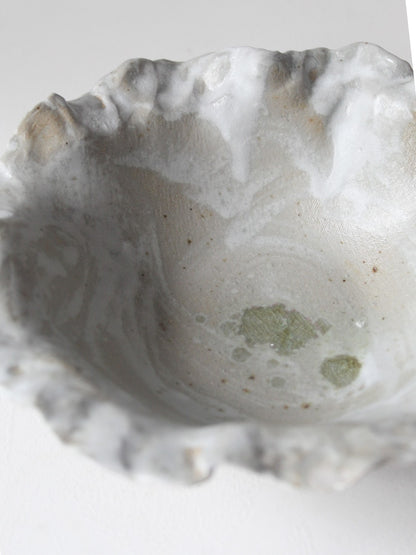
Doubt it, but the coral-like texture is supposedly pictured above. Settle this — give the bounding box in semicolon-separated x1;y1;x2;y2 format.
0;43;415;488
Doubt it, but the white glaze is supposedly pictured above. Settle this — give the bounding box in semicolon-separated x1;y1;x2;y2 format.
0;43;416;488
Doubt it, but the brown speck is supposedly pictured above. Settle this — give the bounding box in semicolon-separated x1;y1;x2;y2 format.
222;258;227;262
372;266;378;273
163;214;167;218
145;251;149;256
248;375;255;380
302;402;311;409
187;239;192;244
7;365;21;376
140;273;145;277
159;322;167;332
242;388;251;393
308;68;318;82
221;378;227;384
218;408;224;412
362;260;366;264
182;266;186;270
283;405;289;410
342;279;346;282
188;382;193;387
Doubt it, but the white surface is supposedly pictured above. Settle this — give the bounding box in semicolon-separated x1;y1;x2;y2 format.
408;0;416;67
0;1;414;554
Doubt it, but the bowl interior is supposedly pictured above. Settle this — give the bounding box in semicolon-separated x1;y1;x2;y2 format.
3;46;416;430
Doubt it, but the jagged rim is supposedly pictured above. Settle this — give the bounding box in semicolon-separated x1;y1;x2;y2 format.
0;43;415;490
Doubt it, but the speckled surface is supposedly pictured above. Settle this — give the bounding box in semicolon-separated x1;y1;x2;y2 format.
0;43;416;488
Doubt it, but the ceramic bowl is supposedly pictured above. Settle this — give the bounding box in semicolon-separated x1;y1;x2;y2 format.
1;43;415;489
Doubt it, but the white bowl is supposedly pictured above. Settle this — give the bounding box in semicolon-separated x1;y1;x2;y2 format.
0;42;415;489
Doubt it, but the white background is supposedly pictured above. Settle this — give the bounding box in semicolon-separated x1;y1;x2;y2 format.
0;1;415;554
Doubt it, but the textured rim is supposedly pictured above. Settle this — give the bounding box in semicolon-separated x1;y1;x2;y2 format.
0;43;415;489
